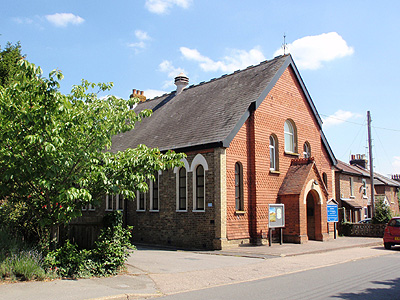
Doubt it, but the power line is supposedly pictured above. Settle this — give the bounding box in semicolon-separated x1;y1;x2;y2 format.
320;113;400;132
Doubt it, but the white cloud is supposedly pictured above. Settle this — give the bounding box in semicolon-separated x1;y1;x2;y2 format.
144;89;168;99
128;30;152;53
45;13;84;27
135;30;151;41
274;32;354;70
158;60;187;88
392;157;400;174
145;0;192;14
180;46;266;73
322;110;362;128
13;17;34;25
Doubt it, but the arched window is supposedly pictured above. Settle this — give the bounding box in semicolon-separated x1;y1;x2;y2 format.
284;120;297;153
235;162;244;211
195;165;205;211
303;142;311;158
322;172;328;189
150;173;159;211
269;135;279;171
178;167;187;211
136;190;146;211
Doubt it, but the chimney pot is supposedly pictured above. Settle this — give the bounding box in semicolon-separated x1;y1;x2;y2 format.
132;89;137;95
174;72;189;95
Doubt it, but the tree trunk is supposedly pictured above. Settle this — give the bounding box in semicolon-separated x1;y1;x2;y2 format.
49;224;59;250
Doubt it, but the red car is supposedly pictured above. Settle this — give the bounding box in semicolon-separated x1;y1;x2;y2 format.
383;217;400;249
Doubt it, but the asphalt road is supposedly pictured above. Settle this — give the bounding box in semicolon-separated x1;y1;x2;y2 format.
157;252;400;300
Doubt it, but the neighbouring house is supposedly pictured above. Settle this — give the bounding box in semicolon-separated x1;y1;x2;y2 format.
73;54;338;249
335;154;400;223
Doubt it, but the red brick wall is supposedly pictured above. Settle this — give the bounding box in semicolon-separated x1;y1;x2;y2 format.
226;66;333;242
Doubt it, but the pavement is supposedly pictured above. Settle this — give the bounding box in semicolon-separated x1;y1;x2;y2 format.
0;236;395;300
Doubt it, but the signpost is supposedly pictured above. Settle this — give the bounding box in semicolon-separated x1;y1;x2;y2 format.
327;199;339;239
268;204;285;246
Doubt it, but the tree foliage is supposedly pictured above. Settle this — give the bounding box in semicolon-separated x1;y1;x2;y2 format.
0;59;185;244
372;199;392;224
0;42;23;87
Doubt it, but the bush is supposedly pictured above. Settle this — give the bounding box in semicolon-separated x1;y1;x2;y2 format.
45;211;134;278
373;199;392;224
0;250;48;281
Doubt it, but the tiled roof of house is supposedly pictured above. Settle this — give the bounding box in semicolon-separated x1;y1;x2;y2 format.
278;158;328;196
111;54;336;165
336;160;400;187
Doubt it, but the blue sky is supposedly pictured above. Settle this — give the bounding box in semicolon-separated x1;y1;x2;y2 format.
1;0;400;176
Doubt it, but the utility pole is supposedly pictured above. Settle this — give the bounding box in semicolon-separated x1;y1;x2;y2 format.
367;111;375;218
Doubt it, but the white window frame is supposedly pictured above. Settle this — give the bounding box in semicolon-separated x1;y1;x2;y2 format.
191;154;209;212
193;164;205;212
176;166;188;212
303;142;311;158
362;179;367;198
106;194;113;211
150;173;160;212
284;120;296;154
350;177;354;198
270;135;276;171
136;190;146;212
88;203;95;211
116;194;124;211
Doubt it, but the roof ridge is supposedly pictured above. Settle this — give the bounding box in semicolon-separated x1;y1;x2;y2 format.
143;54;288;102
183;55;287;92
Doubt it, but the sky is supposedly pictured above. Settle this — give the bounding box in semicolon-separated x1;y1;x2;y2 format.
1;0;400;176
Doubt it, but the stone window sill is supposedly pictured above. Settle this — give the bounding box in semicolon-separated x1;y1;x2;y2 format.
284;151;299;157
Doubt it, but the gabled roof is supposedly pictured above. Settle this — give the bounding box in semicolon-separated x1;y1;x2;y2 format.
336;160;400;188
335;160;368;176
278;158;328;196
111;54;336;165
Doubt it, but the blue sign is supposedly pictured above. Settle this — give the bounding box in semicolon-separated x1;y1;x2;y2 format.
327;204;338;222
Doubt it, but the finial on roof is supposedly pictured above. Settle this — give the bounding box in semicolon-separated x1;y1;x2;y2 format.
282;33;288;55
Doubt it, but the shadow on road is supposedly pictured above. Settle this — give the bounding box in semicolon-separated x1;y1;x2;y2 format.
333;277;400;299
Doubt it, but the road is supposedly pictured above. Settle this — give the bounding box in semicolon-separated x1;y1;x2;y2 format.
157;253;400;300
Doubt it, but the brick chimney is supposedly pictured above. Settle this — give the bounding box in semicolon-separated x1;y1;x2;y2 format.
130;89;146;102
349;154;368;169
392;174;400;182
174;73;189;95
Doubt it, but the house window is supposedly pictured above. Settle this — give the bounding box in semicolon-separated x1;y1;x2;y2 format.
350;177;354;197
137;191;146;211
269;135;279;171
284;120;297;153
303;142;311;158
116;194;123;211
106;194;113;211
362;179;367;197
178;167;187;211
150;174;159;211
195;165;205;211
235;162;244;211
88;203;95;211
322;172;328;189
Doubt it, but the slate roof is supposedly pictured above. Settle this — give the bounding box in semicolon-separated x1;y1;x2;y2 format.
336;160;400;188
111;54;336;165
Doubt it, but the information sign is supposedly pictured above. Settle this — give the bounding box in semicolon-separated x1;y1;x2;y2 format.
327;204;338;222
269;204;285;228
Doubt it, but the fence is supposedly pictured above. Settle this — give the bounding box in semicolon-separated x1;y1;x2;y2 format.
339;223;386;238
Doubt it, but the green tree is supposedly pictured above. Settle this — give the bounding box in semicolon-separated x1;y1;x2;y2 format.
372;199;392;224
0;42;23;87
0;60;184;246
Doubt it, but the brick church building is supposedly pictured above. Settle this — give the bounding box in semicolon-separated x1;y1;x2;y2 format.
82;54;337;249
